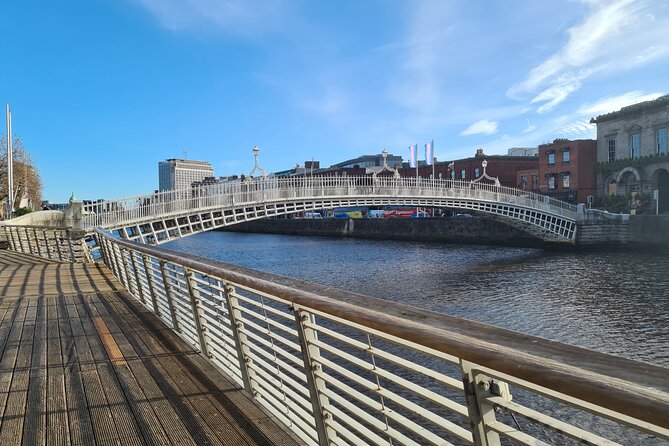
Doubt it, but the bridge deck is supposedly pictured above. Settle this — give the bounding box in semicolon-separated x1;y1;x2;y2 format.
0;251;299;446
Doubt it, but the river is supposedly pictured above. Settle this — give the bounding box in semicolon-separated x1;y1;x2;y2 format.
163;230;669;367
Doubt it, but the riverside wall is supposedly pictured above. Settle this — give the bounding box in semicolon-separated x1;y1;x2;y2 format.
218;217;544;248
219;215;669;250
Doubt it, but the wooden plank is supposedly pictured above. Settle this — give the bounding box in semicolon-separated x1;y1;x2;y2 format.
0;297;34;446
0;300;28;438
46;298;71;446
23;295;48;446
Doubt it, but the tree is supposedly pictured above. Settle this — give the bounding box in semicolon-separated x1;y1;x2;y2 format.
0;135;42;216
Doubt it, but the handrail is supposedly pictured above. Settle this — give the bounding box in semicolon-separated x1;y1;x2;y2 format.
96;228;669;442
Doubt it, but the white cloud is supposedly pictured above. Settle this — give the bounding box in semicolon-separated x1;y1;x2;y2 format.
132;0;289;35
508;0;669;113
555;118;596;137
460;119;499;136
577;90;664;116
522;119;537;134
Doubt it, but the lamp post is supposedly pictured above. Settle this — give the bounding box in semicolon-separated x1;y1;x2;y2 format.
245;145;268;183
482;159;488;177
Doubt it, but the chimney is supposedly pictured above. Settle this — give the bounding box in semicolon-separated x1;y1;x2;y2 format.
475;148;485;157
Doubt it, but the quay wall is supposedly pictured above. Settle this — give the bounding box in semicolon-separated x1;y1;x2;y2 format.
218;217;543;247
219;215;669;250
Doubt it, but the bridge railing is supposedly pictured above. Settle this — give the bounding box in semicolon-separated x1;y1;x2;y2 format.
95;228;668;446
0;224;91;262
83;176;577;229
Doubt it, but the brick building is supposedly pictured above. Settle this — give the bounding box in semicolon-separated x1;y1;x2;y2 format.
400;149;538;187
536;139;597;204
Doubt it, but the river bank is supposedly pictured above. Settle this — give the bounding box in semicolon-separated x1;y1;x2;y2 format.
217;215;669;250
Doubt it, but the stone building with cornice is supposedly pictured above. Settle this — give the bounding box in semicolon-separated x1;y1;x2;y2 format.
590;94;669;213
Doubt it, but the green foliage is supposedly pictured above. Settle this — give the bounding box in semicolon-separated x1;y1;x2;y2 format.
594;153;668;175
13;207;32;217
592;194;629;213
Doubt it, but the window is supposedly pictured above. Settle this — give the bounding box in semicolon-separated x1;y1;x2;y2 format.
460;169;466;180
474;167;480;178
521;175;528;190
548;152;555;165
438;172;443;179
531;174;538;189
562;173;570;188
562;149;570;164
548;176;555;189
608;139;616;162
658;128;667;155
631;133;640;159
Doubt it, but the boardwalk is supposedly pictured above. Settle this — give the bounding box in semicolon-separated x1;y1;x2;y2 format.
0;250;300;446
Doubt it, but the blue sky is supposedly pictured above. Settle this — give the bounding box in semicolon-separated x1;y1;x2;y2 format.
2;0;668;202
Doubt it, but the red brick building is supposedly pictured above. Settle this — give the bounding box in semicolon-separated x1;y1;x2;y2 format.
400;149;538;187
537;139;597;204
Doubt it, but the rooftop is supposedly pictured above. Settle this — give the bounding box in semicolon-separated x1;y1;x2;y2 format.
590;94;669;124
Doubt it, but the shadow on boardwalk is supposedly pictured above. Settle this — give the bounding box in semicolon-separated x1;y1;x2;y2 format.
0;250;300;446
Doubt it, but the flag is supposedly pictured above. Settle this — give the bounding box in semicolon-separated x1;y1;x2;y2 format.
409;144;416;168
425;140;433;166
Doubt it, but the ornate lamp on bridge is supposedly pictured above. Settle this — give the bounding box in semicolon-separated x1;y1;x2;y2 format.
244;146;268;183
471;159;501;186
366;148;401;180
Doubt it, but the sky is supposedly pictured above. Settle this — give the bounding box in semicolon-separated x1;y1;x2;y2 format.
1;0;668;202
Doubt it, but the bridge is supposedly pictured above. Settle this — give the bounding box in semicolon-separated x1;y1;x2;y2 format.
80;176;583;244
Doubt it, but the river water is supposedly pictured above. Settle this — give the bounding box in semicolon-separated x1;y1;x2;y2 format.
164;230;669;367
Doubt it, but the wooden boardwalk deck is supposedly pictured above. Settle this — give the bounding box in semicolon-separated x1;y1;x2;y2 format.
0;251;301;446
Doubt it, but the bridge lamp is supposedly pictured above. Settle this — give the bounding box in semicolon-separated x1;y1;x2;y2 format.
482;159;488;176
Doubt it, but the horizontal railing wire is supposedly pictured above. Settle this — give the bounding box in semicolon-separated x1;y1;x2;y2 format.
95;228;669;446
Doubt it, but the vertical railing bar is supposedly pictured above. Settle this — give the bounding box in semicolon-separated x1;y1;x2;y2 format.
293;306;335;446
67;229;76;262
128;250;146;305
141;254;161;316
184;267;209;356
158;260;178;328
32;228;42;257
55;230;64;262
221;283;254;391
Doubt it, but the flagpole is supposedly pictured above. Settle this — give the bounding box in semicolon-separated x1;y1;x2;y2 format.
432;138;435;181
5;103;13;218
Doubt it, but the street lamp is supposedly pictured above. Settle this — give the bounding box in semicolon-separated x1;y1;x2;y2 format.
245;145;268;183
482;159;488;176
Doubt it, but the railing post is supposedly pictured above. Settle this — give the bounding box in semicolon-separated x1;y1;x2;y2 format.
460;360;502;446
158;260;180;330
32;228;42;257
55;230;64;261
221;283;256;392
184;267;210;357
294;306;335;446
42;230;51;260
140;254;161;316
66;229;76;262
128;250;146;305
118;247;133;291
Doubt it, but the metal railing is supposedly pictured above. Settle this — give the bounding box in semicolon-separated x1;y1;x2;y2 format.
96;228;669;446
0;224;90;263
83;177;578;229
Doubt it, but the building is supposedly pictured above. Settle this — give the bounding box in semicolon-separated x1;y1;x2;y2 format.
591;94;669;212
516;168;539;192
158;159;214;191
536;139;597;204
508;147;539;157
401;148;538;187
331;153;403;169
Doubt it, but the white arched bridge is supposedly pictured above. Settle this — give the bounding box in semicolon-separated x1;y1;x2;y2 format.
82;176;582;244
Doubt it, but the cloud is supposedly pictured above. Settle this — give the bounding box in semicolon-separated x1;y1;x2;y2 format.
508;0;669;112
522;119;537;134
132;0;289;35
577;90;664;116
555;118;596;137
460;119;499;136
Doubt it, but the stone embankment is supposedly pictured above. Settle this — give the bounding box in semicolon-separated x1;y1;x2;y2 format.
218;217;543;247
220;215;669;250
